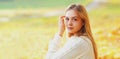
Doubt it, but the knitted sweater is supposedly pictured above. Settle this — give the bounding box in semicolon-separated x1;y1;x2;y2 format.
46;34;95;59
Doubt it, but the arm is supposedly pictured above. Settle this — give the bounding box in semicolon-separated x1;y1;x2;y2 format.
46;37;90;59
46;16;65;59
46;33;62;59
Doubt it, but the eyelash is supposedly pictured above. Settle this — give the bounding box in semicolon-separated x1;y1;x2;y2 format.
73;19;77;21
65;18;69;21
65;18;77;21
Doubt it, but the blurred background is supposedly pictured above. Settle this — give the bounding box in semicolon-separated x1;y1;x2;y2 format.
0;0;120;59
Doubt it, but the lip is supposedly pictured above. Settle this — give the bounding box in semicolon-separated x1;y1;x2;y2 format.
67;27;73;30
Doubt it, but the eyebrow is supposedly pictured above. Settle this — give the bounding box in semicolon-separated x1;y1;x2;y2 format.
73;16;79;18
65;16;79;18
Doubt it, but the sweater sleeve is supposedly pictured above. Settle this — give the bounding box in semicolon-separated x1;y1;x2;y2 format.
46;36;90;59
46;33;62;59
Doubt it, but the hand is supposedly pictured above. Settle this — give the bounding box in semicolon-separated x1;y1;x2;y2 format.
58;16;65;37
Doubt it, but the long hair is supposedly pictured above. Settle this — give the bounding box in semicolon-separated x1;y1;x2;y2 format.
65;4;98;59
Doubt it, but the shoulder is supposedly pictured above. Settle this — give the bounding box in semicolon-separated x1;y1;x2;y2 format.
72;36;92;48
73;36;90;44
67;36;92;47
68;36;92;52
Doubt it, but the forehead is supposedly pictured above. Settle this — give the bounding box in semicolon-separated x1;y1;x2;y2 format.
65;9;80;18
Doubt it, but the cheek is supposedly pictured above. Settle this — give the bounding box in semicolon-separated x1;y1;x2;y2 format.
74;22;83;29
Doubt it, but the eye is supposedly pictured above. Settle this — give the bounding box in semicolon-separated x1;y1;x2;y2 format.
73;18;77;21
65;17;69;21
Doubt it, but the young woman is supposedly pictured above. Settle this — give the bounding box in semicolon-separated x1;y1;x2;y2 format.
46;4;98;59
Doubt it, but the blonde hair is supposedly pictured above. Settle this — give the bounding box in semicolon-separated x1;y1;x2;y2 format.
65;4;98;59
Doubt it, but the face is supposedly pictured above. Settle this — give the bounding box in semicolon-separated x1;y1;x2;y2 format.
65;9;83;35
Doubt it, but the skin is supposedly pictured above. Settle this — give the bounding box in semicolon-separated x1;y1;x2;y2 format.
58;9;84;37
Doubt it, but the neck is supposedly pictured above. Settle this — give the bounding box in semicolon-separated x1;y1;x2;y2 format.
68;32;87;38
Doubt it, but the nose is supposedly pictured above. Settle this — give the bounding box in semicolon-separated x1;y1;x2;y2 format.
68;19;72;26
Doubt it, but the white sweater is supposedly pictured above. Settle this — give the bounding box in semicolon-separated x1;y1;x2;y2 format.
46;34;95;59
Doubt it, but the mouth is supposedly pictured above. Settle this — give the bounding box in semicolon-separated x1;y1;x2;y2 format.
67;27;73;30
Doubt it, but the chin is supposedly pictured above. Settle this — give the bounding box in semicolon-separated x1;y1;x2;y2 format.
68;31;74;34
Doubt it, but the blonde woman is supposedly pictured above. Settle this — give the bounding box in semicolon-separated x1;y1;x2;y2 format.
46;4;98;59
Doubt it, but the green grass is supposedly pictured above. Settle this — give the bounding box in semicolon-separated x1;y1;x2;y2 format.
0;0;120;9
0;0;92;9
